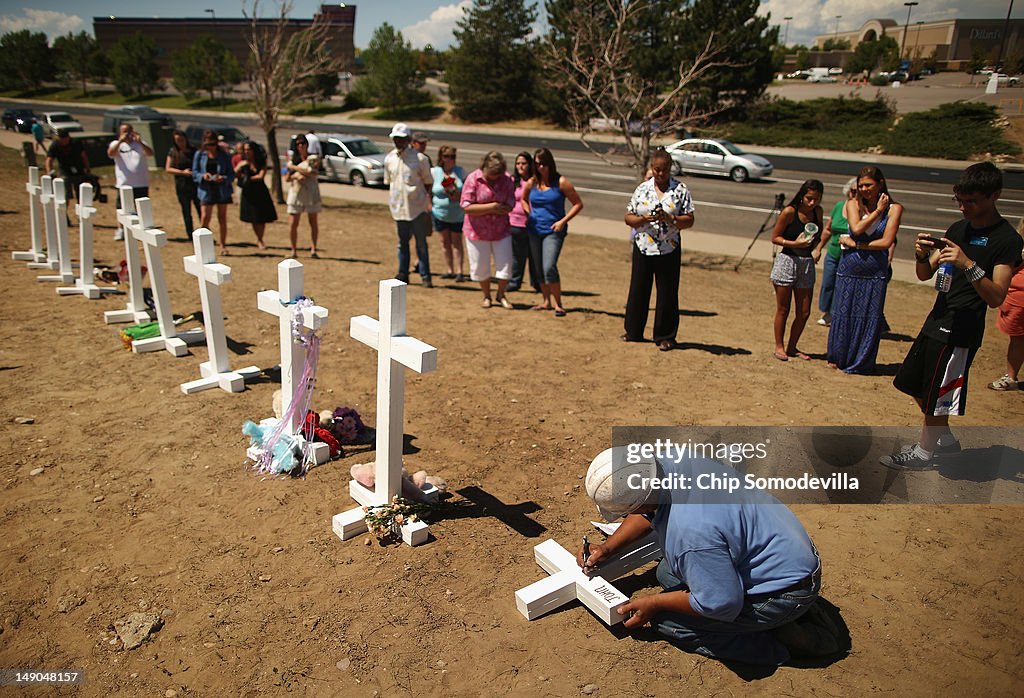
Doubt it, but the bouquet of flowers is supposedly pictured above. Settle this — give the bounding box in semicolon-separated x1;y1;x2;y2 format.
441;175;457;197
364;496;436;543
330;406;367;444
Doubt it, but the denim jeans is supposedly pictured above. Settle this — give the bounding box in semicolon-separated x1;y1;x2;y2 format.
396;212;431;280
651;557;820;665
509;225;540;291
527;231;566;284
818;253;840;314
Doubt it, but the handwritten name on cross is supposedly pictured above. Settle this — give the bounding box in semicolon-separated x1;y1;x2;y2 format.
514;534;664;626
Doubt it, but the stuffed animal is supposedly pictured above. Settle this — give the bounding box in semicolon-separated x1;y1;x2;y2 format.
349;462;448;503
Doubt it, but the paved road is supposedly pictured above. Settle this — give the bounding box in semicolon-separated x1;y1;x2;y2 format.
10;101;1024;264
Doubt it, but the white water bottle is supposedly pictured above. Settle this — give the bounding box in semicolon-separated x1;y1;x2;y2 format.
935;262;954;293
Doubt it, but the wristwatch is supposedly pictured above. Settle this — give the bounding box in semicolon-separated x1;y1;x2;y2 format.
964;263;985;283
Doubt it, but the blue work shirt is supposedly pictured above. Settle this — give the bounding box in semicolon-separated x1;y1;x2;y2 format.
650;458;819;623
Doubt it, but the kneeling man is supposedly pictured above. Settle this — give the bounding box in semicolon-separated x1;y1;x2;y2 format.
580;449;837;665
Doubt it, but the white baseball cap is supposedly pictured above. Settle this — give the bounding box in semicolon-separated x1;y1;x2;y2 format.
585;447;658;521
389;122;411;139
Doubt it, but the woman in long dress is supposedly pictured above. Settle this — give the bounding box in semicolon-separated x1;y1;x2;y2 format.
234;141;277;250
827;166;903;374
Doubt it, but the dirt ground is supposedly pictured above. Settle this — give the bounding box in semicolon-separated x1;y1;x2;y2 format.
0;146;1022;697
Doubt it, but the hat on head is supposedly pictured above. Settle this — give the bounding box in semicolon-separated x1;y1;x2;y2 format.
411;131;430;143
585;447;658;521
389;122;411;139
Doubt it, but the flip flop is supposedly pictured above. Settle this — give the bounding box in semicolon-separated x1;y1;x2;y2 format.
773;350;789;362
788;351;811;361
554;309;566;317
531;304;551;311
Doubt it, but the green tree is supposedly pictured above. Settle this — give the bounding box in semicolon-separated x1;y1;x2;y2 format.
448;0;537;122
171;36;243;102
822;38;851;51
305;70;339;109
0;30;55;91
53;31;106;96
355;23;423;111
109;32;160;97
846;34;899;77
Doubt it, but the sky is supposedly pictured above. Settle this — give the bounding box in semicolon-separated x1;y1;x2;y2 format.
0;1;1017;51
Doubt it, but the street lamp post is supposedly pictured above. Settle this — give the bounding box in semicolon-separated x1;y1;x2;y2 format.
914;21;924;61
783;16;792;47
901;2;919;60
834;16;842;43
996;0;1015;72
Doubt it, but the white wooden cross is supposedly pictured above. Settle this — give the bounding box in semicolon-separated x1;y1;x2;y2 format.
29;175;59;272
37;179;76;284
125;198;206;356
13;166;46;264
332;279;439;547
103;186;150;324
515;532;663;625
180;228;260;394
254;259;330;464
57;182;116;300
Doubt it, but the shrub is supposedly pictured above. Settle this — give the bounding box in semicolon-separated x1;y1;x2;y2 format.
885;102;1021;159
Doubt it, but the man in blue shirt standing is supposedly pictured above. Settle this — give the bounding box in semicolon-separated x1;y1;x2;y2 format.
580;449;839;665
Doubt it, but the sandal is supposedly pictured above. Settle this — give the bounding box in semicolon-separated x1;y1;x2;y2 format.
531;304;552;311
773;350;789;362
787;350;811;361
481;297;492;309
657;339;677;351
554;309;566;317
497;296;514;310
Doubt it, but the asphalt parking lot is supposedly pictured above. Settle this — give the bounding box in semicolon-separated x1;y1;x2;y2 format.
767;70;1024;114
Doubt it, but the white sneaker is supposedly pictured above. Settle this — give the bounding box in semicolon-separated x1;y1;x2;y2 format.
988;374;1019;391
816;314;831;327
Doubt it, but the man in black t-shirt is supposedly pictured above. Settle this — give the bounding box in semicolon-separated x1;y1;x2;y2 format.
883;162;1023;470
45;129;105;203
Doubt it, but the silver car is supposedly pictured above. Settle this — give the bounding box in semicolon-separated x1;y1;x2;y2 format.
40;111;83;136
320;134;387;186
665;138;773;183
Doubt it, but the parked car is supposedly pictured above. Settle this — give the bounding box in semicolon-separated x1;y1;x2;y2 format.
807;74;838;83
664;138;773;183
102;105;176;133
39;111;83;136
184;124;249;150
2;108;36;132
316;134;388;186
995;73;1021;86
827;67;843;75
785;70;811;79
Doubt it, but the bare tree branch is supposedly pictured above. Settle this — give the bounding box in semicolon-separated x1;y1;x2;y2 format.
243;0;342;201
543;0;740;177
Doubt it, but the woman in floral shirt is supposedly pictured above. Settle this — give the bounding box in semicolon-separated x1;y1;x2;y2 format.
622;149;695;350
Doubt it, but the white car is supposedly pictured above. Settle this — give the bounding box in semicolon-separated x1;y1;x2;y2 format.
40;111;83;136
994;73;1021;86
664;138;773;183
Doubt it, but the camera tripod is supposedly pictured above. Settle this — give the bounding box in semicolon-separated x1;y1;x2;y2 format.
734;193;786;272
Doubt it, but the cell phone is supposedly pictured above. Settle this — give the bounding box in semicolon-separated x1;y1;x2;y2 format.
922;235;948;249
